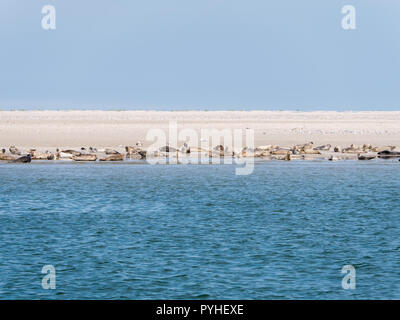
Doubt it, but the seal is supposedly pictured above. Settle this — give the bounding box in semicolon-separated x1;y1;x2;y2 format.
99;154;124;161
214;145;224;152
72;154;97;161
62;150;81;156
271;148;291;155
0;154;16;161
9;146;21;155
300;148;320;155
314;144;331;151
372;146;396;152
159;146;177;152
13;154;31;163
357;154;375;160
377;150;400;159
105;148;120;155
342;144;361;153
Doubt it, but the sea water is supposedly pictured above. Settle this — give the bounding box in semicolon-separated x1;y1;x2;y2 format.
0;161;399;299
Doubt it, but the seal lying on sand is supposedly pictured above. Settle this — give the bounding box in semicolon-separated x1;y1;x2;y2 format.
214;145;224;152
372;146;396;152
342;144;361;153
105;148;120;155
159;146;177;152
377;150;400;159
126;146;146;159
72;154;97;161
314;144;331;151
13;154;31;163
271;148;291;155
128;153;144;159
294;142;313;150
62;150;81;156
300;149;321;155
180;143;190;154
9;146;21;155
357;154;375;160
0;154;16;161
99;154;124;161
57;152;74;159
292;142;310;152
138;151;147;159
257;145;278;151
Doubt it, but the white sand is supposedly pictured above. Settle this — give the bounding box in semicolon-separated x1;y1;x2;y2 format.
1;111;399;149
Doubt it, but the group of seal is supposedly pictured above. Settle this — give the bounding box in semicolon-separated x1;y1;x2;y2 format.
1;142;400;163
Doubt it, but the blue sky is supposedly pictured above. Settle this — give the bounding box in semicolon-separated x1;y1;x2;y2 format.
0;0;399;110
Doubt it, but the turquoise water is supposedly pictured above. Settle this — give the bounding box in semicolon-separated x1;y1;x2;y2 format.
0;161;399;299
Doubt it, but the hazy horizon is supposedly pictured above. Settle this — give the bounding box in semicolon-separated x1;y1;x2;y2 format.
1;106;400;112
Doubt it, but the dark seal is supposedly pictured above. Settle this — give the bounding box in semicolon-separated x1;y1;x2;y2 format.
13;154;32;163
